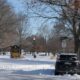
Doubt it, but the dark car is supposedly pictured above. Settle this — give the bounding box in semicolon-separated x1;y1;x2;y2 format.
54;53;79;75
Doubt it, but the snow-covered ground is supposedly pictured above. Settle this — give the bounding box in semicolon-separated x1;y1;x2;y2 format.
0;53;80;80
0;53;55;75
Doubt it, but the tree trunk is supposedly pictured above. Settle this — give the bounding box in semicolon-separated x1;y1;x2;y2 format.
74;34;80;60
74;35;79;53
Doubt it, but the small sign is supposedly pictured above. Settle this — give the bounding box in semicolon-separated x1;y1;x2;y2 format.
33;37;36;40
62;40;66;48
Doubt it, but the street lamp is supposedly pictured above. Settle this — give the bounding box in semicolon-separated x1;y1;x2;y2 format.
32;37;36;58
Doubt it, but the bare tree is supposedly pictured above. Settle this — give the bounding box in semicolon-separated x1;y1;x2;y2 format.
37;25;51;40
37;0;80;54
16;14;32;51
24;0;80;53
0;0;26;48
47;23;74;54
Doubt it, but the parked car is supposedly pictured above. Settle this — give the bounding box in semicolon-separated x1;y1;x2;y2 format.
39;53;47;56
54;53;79;75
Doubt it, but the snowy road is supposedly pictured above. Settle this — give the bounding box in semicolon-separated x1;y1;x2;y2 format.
0;54;80;80
0;73;54;80
0;73;80;80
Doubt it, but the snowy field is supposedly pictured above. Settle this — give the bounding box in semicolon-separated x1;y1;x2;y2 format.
0;52;80;80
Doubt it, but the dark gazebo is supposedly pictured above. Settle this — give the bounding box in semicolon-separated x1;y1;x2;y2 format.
10;45;21;58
